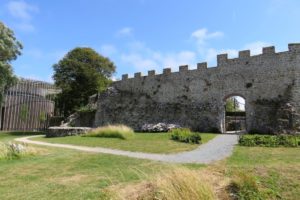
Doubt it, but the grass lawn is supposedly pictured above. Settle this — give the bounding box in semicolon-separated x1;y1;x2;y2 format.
225;146;300;199
32;133;217;154
0;131;42;142
0;131;174;200
1;131;299;199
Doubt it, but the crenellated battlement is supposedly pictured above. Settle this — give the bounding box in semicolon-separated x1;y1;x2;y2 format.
120;43;300;80
98;43;300;134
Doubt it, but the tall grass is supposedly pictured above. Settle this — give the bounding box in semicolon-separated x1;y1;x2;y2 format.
109;168;216;200
228;171;264;200
83;125;135;139
0;142;37;160
155;168;215;200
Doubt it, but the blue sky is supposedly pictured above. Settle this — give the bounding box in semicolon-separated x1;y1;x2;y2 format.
1;0;300;82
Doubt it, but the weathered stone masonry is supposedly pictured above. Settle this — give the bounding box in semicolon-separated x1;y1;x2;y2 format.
95;44;300;134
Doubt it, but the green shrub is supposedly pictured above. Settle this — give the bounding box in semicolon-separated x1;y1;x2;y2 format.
170;128;202;144
239;135;300;147
83;125;134;139
76;104;96;113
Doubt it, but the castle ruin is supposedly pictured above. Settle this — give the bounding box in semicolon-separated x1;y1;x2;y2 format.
94;44;300;134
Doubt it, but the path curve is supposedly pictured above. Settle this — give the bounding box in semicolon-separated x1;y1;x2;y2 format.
15;135;238;164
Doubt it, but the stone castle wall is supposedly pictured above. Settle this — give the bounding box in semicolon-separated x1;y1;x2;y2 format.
95;44;300;134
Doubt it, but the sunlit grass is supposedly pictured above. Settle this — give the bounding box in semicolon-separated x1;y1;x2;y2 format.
33;132;217;154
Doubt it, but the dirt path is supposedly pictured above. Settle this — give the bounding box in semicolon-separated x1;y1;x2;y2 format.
15;134;238;164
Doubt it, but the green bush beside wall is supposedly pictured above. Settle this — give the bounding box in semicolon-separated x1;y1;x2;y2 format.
170;128;202;144
239;135;300;147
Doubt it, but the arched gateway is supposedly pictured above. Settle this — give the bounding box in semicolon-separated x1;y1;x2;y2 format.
94;44;300;134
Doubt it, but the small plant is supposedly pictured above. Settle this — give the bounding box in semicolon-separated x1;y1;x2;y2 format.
170;128;202;144
76;104;96;113
83;125;135;139
228;172;264;200
0;142;37;160
239;134;300;147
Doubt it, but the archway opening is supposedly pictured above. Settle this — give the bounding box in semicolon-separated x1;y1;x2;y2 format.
224;95;246;133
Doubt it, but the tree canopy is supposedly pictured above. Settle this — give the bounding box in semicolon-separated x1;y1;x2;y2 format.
0;21;22;103
53;47;116;117
225;97;242;112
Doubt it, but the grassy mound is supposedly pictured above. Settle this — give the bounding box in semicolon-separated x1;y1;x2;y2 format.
83;125;135;139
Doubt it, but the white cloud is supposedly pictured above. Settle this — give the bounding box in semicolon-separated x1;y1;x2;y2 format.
191;28;223;45
161;51;196;70
121;53;159;72
205;48;218;64
115;27;272;77
244;41;271;55
7;0;38;20
111;76;118;81
116;27;133;37
6;0;39;32
203;41;271;65
204;48;238;66
121;40;197;74
100;44;117;56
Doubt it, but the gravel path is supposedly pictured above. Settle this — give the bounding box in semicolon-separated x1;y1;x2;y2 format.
15;134;238;164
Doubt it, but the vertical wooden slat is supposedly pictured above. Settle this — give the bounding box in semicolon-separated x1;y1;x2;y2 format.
2;79;58;132
10;84;16;130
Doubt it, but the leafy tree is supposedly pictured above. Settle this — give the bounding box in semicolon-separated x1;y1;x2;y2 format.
226;97;241;112
0;22;22;103
53;47;116;117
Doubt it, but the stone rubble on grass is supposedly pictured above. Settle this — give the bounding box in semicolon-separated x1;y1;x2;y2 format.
8;142;25;153
60;113;79;127
141;123;181;132
46;126;92;137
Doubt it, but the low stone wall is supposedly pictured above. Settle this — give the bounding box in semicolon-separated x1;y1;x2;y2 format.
46;127;91;137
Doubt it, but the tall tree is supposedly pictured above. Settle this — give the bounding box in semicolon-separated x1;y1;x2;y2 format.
0;22;22;103
53;47;116;117
226;97;241;112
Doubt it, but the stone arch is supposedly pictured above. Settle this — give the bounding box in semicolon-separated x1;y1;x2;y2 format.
223;93;246;103
220;94;247;133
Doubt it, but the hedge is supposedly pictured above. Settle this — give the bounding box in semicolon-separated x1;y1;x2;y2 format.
239;134;300;147
170;128;202;144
